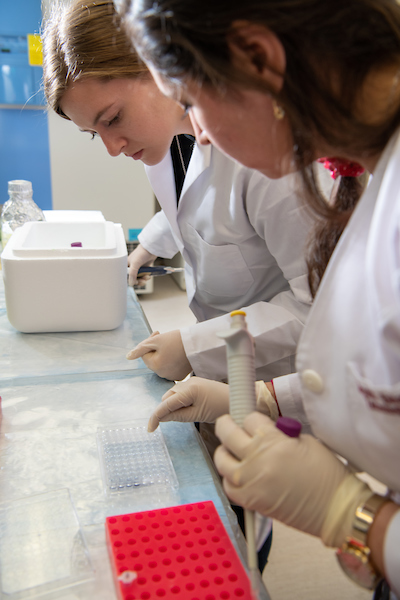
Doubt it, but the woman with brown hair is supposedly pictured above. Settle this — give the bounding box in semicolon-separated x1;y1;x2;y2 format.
117;1;400;596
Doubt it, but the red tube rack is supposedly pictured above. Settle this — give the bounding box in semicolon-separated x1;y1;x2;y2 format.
105;500;253;599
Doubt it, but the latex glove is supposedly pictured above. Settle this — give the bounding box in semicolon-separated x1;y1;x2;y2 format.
255;380;280;421
148;376;229;432
214;412;373;546
146;379;276;432
126;329;192;381
127;244;157;286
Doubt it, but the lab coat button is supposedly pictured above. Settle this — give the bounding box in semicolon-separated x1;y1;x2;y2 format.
301;369;324;393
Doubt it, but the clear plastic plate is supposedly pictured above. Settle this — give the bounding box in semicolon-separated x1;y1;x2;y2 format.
97;420;179;497
0;488;93;599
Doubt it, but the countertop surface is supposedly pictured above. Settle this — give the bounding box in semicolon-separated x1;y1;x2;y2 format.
0;277;270;600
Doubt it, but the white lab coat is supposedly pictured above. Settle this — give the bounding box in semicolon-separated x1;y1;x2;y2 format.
139;142;314;381
274;130;400;596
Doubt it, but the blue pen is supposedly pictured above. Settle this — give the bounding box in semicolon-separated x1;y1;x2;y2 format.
128;265;185;277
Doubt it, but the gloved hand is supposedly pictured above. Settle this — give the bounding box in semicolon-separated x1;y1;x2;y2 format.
127;244;157;286
255;380;280;421
148;376;230;432
214;412;373;547
146;377;278;431
126;329;192;381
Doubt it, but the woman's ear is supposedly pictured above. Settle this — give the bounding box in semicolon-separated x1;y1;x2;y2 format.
227;21;286;93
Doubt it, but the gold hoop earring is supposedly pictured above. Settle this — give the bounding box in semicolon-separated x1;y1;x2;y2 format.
272;99;285;120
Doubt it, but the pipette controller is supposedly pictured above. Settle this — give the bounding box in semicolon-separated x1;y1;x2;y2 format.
218;311;302;596
218;310;259;593
218;310;257;426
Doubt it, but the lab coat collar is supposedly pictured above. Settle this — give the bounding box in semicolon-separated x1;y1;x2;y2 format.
180;142;212;198
144;143;212;244
144;151;176;211
144;142;212;210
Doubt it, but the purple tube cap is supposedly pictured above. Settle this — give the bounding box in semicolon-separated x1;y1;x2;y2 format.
276;416;302;438
71;242;82;247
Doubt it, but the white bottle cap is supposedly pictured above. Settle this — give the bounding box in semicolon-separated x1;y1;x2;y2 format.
8;180;32;194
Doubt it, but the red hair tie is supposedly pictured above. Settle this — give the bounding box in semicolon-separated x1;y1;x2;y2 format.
318;157;365;179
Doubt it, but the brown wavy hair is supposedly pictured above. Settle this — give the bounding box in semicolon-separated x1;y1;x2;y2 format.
119;0;400;294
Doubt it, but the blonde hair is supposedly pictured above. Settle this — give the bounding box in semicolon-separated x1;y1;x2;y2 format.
42;0;148;118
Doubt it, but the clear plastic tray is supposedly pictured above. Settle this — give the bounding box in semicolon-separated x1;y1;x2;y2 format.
97;421;179;497
0;488;93;599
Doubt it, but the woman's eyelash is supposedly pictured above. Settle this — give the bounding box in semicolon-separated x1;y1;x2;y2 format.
85;112;120;139
107;114;120;127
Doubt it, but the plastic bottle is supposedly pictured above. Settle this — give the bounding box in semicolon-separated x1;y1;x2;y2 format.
1;180;45;249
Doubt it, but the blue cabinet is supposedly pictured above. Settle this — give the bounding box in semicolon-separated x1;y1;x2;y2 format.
0;0;52;209
0;34;45;106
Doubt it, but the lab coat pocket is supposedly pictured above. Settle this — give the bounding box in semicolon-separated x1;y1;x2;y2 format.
186;224;254;297
347;361;400;416
346;362;400;491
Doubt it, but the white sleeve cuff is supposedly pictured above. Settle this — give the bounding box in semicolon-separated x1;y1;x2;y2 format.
272;372;312;434
138;212;180;258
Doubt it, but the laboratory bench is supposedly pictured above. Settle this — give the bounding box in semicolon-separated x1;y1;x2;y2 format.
0;276;271;600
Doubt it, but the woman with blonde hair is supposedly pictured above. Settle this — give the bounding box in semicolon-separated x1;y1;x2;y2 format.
42;0;325;571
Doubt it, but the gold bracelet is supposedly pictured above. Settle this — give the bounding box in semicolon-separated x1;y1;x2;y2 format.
336;493;388;589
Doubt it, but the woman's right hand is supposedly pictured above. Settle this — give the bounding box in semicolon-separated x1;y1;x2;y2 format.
147;377;230;432
127;244;157;286
213;412;366;542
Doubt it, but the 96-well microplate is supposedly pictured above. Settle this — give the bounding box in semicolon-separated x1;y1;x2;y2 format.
97;422;179;496
106;501;253;600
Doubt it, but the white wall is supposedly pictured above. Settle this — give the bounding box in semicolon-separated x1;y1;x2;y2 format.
47;110;155;238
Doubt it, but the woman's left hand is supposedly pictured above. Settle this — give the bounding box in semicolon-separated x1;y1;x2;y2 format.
147;377;230;432
126;330;192;381
214;412;352;539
